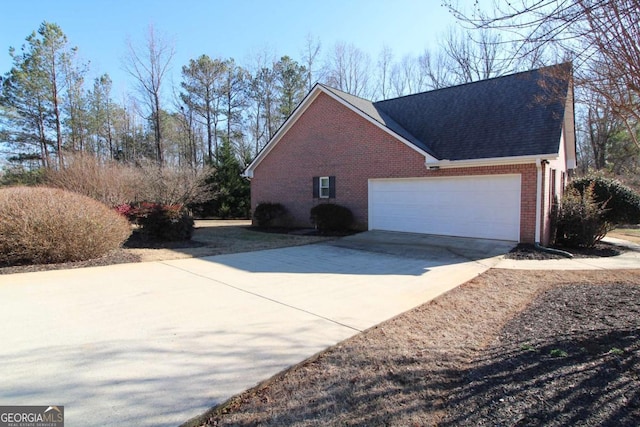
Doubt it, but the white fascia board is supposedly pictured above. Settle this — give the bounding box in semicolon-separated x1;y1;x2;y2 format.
427;153;559;169
243;86;324;178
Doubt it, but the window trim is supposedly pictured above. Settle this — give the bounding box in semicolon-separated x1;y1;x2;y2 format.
319;176;330;199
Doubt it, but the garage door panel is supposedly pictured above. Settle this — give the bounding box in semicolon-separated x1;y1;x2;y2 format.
369;175;520;241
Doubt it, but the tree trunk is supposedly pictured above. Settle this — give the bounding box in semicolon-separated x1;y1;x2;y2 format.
51;52;63;169
153;92;163;165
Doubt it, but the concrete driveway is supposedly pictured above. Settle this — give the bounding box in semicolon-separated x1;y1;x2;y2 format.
0;232;513;427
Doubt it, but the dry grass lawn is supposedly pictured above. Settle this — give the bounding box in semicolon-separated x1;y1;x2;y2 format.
190;269;640;427
0;220;334;274
127;220;334;262
609;227;640;244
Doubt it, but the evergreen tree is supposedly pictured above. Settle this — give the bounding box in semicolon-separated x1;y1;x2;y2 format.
274;56;306;121
195;135;249;218
1;22;81;169
180;55;226;164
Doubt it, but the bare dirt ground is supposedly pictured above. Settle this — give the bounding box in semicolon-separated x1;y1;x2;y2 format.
191;269;640;427
0;220;333;274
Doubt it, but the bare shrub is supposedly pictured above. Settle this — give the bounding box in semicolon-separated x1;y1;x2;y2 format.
45;153;214;206
45;153;141;206
0;186;132;266
134;160;213;205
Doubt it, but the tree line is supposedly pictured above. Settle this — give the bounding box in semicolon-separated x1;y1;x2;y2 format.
447;0;640;179
1;6;639;182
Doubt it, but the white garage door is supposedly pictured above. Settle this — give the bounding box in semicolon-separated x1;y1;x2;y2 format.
369;175;521;241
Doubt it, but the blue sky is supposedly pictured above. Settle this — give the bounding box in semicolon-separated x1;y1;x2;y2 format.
0;0;461;93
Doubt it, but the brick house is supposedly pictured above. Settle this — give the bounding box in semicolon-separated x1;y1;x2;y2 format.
244;64;576;245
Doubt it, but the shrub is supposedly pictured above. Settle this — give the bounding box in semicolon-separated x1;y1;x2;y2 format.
253;203;288;228
46;153;214;207
310;203;354;232
0;186;131;265
134;160;214;206
114;203;136;222
569;175;640;225
45;153;140;206
555;184;610;248
133;202;194;242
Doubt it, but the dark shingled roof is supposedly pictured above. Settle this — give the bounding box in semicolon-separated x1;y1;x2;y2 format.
326;64;571;161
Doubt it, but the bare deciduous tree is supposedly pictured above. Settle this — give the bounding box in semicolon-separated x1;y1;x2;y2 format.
416;49;449;90
448;0;640;148
440;27;506;84
375;45;394;100
123;24;175;165
325;41;372;98
301;34;322;91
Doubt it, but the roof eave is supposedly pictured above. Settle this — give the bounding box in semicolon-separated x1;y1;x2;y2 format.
426;153;560;169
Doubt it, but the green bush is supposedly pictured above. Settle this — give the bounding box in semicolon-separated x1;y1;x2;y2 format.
310;203;354;232
569;175;640;225
133;202;194;242
0;186;131;265
555;184;610;248
253;202;288;228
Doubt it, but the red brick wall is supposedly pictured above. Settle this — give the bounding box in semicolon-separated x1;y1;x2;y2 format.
251;91;539;243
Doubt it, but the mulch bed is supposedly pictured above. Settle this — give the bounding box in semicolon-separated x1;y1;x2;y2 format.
505;242;623;260
442;282;640;426
123;229;207;249
192;270;640;427
0;250;140;275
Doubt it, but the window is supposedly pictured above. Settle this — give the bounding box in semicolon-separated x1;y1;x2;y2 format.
319;176;330;198
313;176;336;198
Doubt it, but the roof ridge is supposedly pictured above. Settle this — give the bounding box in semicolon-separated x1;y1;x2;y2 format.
318;83;374;103
374;62;572;105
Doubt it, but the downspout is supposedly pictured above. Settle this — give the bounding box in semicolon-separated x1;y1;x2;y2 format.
534;158;573;258
535;159;543;244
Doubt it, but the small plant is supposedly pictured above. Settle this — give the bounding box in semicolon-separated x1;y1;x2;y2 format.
0;186;131;265
549;348;568;358
253;202;288;228
310;203;354;232
608;347;625;356
520;343;536;352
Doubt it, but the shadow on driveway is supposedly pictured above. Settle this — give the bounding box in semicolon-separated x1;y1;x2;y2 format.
180;231;515;277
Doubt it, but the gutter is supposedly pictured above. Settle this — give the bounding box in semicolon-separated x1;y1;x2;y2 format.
425;153;559;170
533;158;573;258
